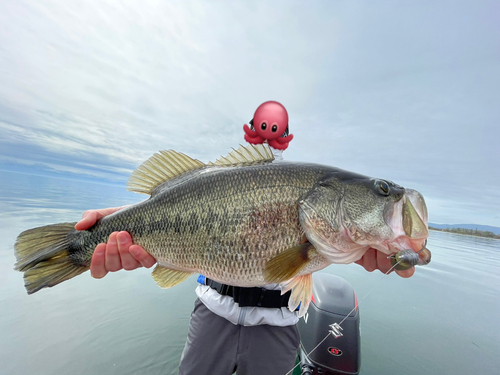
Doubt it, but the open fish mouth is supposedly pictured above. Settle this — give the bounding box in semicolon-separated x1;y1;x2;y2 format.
384;188;431;269
402;189;428;240
386;189;428;240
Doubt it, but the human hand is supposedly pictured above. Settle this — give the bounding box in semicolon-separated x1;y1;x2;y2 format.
75;206;129;231
355;248;415;278
91;231;156;279
75;207;156;278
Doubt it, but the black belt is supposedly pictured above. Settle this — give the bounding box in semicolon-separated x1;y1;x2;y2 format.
205;278;291;308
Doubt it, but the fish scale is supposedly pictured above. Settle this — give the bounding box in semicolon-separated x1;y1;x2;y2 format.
14;144;430;317
61;163;310;281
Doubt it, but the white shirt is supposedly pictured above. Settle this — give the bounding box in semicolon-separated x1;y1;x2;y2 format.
197;146;299;326
196;283;299;326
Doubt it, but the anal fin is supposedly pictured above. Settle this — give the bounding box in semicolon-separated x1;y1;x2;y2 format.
151;266;193;288
280;274;313;317
264;242;317;284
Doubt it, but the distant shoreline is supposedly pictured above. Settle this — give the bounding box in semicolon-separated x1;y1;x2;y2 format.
429;226;500;240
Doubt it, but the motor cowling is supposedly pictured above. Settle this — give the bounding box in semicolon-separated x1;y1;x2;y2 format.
297;273;361;375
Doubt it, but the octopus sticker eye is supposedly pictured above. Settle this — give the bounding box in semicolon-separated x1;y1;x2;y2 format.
378;180;390;196
261;122;267;130
271;125;278;132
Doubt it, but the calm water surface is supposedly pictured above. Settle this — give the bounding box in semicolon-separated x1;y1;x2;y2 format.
1;170;499;374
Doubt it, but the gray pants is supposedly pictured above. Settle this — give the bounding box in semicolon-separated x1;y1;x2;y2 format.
178;298;300;375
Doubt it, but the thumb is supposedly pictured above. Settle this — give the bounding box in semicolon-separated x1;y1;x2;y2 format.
75;211;97;231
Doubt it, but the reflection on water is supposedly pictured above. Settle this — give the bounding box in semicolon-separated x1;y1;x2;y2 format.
319;230;500;375
1;170;499;375
0;171;195;375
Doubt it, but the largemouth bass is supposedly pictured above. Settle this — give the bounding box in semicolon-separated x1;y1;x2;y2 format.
14;144;430;316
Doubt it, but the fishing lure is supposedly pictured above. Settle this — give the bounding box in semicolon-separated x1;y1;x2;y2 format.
390;241;431;271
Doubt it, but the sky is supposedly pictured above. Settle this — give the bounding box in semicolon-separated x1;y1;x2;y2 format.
0;0;499;227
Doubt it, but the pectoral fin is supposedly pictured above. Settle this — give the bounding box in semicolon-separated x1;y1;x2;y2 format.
264;242;317;284
151;266;193;288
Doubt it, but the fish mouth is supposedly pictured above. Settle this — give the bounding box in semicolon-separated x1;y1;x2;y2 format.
386;189;428;241
402;189;428;240
384;189;432;266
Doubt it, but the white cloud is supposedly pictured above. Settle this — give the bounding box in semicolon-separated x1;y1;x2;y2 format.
0;0;498;225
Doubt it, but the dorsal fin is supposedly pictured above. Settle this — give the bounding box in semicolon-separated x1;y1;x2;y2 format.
208;144;274;167
127;150;205;195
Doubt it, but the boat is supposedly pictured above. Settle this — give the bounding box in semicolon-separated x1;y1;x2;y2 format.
295;273;360;375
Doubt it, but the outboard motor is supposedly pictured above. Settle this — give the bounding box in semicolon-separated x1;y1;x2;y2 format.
297;273;360;375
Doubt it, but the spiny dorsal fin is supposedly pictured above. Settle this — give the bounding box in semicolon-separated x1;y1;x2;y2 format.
208;144;274;167
127;150;205;195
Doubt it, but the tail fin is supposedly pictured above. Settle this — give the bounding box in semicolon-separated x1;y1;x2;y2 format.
14;223;89;294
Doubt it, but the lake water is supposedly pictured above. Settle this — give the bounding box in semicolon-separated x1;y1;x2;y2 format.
1;170;499;375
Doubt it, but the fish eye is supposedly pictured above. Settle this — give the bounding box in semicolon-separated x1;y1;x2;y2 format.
272;125;278;132
261;122;267;130
378;180;390;196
